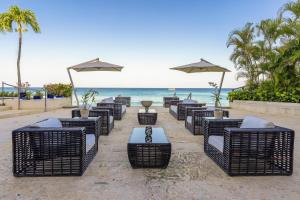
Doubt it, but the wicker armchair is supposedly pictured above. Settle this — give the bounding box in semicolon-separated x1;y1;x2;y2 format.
12;117;101;177
115;96;131;107
163;97;179;108
97;102;126;120
72;108;114;135
169;100;206;120
203;118;294;176
185;109;229;135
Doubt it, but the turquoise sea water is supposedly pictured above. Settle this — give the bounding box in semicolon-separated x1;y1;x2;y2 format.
2;87;231;106
75;88;231;106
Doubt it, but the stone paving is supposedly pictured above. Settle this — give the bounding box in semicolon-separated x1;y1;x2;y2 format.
0;107;299;200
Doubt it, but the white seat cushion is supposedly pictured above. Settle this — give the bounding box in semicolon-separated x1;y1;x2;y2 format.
122;105;126;113
170;105;177;114
109;116;114;124
32;118;62;128
186;116;192;124
208;136;224;152
86;134;95;153
241;116;275;129
182;99;197;104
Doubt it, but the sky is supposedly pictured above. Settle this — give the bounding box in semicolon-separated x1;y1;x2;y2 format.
0;0;288;88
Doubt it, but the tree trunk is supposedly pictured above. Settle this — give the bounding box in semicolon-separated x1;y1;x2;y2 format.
17;30;22;110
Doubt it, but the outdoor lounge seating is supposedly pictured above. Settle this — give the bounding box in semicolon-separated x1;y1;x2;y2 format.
115;96;131;107
72;108;114;135
203;116;294;176
97;97;126;120
185;108;229;135
163;96;179;108
12;117;101;176
169;99;206;120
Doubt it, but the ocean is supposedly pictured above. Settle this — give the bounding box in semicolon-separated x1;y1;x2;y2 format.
76;88;232;106
2;87;232;106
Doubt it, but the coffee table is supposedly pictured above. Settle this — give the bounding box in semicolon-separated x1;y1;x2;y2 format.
138;109;158;125
127;127;171;168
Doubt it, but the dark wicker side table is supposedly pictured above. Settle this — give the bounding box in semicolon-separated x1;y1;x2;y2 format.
128;128;171;168
138;109;158;125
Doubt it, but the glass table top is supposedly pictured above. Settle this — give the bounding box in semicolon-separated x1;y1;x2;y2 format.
128;128;170;144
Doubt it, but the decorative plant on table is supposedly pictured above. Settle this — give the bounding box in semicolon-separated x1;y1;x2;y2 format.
80;89;98;118
209;82;223;119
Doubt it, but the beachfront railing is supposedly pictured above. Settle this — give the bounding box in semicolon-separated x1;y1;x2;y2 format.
1;81;48;111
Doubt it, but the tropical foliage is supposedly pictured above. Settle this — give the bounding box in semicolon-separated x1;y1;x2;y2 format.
0;6;40;108
208;82;222;107
0;91;18;97
81;89;98;109
227;0;300;103
44;83;73;97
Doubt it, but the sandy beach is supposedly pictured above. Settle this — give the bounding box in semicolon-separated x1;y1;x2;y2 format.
0;107;299;200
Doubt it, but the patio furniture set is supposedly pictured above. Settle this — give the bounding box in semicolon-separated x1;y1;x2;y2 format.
167;96;294;176
12;96;130;177
11;95;294;177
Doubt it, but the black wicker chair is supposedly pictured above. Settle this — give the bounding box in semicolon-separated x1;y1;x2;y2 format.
115;96;131;107
97;102;126;120
12;117;101;177
203;118;294;176
72;108;114;135
163;97;179;108
169;100;206;120
185;109;229;135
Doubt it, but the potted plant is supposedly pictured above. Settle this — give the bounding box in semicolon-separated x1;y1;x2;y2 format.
33;90;44;99
80;89;98;118
25;91;32;100
209;82;223;119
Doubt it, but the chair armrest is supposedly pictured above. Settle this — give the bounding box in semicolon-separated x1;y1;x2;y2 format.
96;102;114;108
186;107;206;116
192;110;213;126
72;109;80;118
204;119;243;137
93;106;114;116
60;117;101;138
223;126;295;161
13;127;85;134
170;100;182;106
193;110;229;118
224;126;295;137
89;109;111;118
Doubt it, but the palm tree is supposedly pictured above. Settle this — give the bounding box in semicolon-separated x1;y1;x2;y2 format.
227;23;260;87
279;0;300;22
256;18;284;82
0;6;40;109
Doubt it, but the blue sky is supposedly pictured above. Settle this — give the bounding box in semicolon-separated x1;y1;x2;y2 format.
0;0;288;88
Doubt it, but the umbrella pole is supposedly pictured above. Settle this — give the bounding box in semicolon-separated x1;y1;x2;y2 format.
67;68;79;107
217;72;225;106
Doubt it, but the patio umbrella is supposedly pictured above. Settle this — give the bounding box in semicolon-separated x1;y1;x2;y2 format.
67;58;124;106
170;58;231;105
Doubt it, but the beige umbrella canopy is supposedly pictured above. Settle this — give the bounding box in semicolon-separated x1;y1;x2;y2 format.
170;58;231;105
67;58;124;106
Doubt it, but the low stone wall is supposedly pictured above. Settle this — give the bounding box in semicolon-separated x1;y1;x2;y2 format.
230;100;300;116
3;97;72;111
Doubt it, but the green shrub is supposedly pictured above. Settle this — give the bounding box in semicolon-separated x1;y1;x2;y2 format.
34;90;44;98
0;91;18;97
44;83;72;97
228;81;300;103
